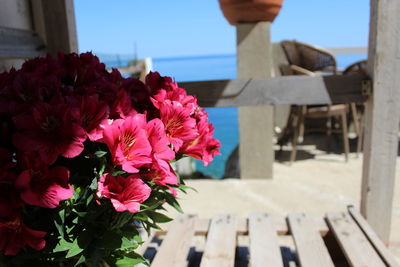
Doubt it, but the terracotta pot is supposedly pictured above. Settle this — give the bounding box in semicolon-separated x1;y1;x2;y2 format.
218;0;283;25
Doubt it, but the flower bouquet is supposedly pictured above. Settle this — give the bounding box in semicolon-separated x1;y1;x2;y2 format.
0;53;220;266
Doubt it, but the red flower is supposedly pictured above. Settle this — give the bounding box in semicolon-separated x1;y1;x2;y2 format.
109;89;137;120
102;114;152;173
143;159;178;195
97;173;151;213
0;214;46;256
12;101;87;164
179;116;221;166
145;71;178;94
157;100;198;152
15;162;73;209
76;94;109;141
146;118;175;162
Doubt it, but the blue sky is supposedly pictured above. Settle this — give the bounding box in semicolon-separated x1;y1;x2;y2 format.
74;0;369;58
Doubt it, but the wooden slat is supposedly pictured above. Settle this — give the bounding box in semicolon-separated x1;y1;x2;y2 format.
347;206;400;267
200;214;237;267
326;212;386;267
179;74;367;107
361;0;400;241
155;215;329;236
0;27;46;59
288;213;334;267
151;214;197;267
249;213;283;267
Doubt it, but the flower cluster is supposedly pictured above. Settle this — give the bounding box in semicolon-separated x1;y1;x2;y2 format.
0;53;220;265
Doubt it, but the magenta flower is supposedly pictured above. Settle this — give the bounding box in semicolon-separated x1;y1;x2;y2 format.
76;94;109;141
0;215;46;255
12;101;87;164
180;117;221;166
146;118;175;162
97;173;151;213
143;159;178;195
157;100;198;152
15;164;73;209
109;89;137;120
102;114;152;173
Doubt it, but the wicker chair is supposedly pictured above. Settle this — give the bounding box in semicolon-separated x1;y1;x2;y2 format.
278;40;350;162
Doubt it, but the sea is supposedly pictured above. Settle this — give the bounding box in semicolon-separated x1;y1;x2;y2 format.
101;53;367;179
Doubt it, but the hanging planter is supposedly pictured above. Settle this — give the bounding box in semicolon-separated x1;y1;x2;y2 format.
218;0;283;25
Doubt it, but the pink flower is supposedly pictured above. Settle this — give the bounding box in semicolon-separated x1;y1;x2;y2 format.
146;118;175;162
0;214;46;255
109;89;137;120
76;94;109;141
145;71;178;94
12;101;87;164
97;173;151;213
143;160;178;195
102;114;152;173
15;164;73;209
157;100;198;152
179;117;221;166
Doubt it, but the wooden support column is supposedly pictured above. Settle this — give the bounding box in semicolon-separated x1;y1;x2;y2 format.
361;0;400;241
31;0;78;54
237;23;273;179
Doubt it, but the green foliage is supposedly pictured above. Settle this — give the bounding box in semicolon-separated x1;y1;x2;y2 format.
0;143;193;267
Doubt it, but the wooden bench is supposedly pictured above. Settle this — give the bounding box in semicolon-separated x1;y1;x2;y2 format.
138;206;399;267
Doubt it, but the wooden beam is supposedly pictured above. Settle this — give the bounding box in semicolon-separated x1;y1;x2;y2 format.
179;74;368;107
361;0;400;241
36;0;78;54
236;23;274;179
0;26;46;59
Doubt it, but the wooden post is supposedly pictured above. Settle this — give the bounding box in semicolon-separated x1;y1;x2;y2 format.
31;0;78;54
237;22;274;179
361;0;400;241
0;0;32;71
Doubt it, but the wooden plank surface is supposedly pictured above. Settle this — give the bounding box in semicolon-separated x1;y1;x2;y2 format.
361;0;400;241
288;213;334;267
151;214;197;267
0;27;46;59
200;214;237;267
249;213;284;267
156;215;329;236
347;206;400;267
326;212;386;267
179;74;367;107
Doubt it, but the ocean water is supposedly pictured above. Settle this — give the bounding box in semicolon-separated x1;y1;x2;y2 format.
101;53;367;179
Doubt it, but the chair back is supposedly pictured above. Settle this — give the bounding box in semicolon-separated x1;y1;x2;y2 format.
343;59;367;75
281;40;337;74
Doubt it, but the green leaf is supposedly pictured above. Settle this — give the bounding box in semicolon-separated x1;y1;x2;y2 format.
74;254;86;266
147;211;173;223
53;239;74;252
89;177;98;191
120;237;136;250
86;194;94;206
115;256;146;267
94;150;107;158
112;170;126;176
178;184;197;193
65;239;84;258
165;193;183;213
